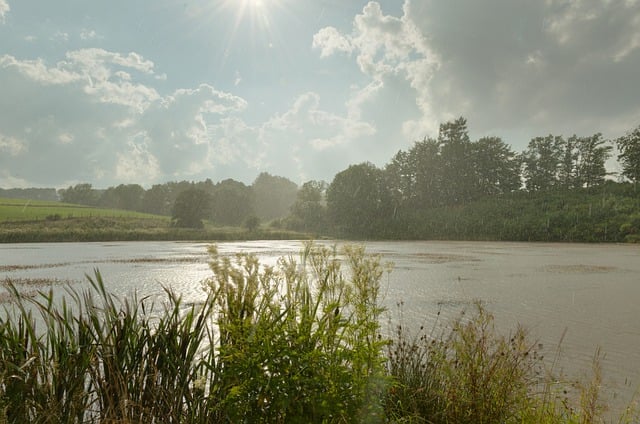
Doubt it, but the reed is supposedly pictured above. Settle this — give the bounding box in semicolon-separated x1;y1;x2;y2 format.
0;243;635;423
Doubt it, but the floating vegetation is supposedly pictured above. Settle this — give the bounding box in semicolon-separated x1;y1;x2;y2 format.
412;252;480;263
109;256;204;264
1;277;78;287
544;264;616;274
0;256;204;273
0;262;71;272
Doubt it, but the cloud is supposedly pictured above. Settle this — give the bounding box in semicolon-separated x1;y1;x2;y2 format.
115;134;161;183
313;2;441;141
312;27;353;57
316;0;640;151
0;133;26;156
0;0;8;23
0;49;160;112
0;48;256;186
256;92;377;181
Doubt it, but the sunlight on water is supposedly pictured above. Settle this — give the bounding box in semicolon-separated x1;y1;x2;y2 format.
2;240;639;415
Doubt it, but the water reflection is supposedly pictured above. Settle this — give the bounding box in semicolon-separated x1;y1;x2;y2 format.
1;240;639;414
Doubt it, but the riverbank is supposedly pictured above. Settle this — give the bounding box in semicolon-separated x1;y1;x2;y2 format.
0;216;309;243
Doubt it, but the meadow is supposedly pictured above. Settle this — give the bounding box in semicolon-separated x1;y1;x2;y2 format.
0;198;159;222
0;197;304;243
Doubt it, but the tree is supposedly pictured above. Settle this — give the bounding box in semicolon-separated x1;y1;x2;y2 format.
171;188;211;228
210;179;255;226
573;133;612;188
243;215;260;232
99;184;145;211
522;135;564;191
438;117;473;204
471;136;522;196
287;180;328;233
59;183;100;206
616;125;640;187
327;162;392;237
251;172;298;221
142;184;172;215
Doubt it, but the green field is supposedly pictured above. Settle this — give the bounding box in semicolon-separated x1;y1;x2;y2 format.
0;197;163;222
0;197;307;242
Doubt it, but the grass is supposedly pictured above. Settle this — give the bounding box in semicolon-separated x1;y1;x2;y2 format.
0;197;160;222
0;243;636;423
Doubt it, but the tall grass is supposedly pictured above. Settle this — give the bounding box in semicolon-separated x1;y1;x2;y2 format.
0;243;636;423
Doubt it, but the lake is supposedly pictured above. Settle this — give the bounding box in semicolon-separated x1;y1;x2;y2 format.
1;240;639;414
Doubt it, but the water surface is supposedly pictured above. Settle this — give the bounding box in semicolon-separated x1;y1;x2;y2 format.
2;240;639;412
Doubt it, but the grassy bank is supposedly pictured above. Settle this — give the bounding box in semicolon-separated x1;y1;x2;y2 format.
0;244;636;423
0;198;308;242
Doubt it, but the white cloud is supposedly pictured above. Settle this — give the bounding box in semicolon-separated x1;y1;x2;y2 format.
0;0;9;24
1;49;160;112
312;27;353;57
115;134;161;183
51;31;69;42
313;2;440;140
0;133;26;156
58;132;74;144
80;29;99;41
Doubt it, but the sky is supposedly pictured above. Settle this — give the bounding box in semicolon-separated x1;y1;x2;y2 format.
1;0;639;189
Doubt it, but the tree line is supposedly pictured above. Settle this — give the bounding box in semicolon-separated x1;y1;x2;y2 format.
56;117;640;239
58;172;298;229
286;118;640;240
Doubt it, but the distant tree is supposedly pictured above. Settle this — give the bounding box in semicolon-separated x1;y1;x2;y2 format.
471;136;522;196
243;215;260;232
252;172;298;221
438;117;473;204
616;125;640;187
171;188;211;228
387;138;443;209
287;180;328;233
99;184;145;211
522;135;564;191
59;183;100;206
573;133;612;188
142;184;172;215
210;179;255;226
327;162;392;237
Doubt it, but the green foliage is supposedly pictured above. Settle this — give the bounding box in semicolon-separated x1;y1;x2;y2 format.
204;243;389;422
171;188;211;228
209;179;255;226
0;245;635;422
242;214;260;231
385;304;629;424
327;162;393;238
286;180;328;234
252;172;298;221
616;125;640;185
0;197;161;222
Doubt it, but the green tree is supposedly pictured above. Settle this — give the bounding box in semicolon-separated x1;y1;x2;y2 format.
438;117;473;204
171;188;211;228
59;183;100;206
471;136;521;196
287;180;328;233
327;162;392;237
142;184;172;215
243;215;260;232
522;135;564;191
616;124;640;187
251;172;298;221
99;184;145;211
573;133;612;188
210;179;255;226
